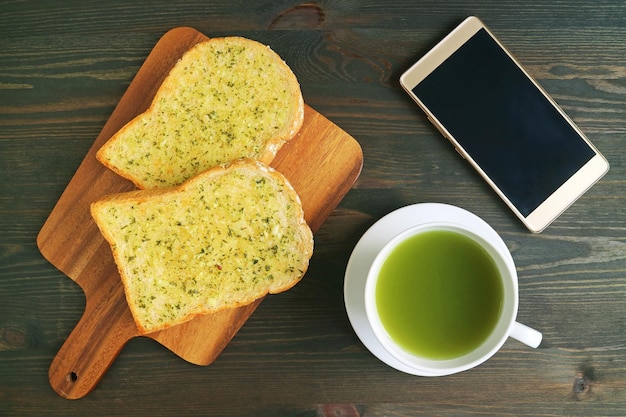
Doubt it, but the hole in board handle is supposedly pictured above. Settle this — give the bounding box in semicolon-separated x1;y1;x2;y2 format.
67;372;78;383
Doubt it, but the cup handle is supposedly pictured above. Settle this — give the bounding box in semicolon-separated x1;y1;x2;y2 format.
510;321;542;348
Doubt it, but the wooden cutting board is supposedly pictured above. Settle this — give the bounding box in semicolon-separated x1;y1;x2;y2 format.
37;27;363;400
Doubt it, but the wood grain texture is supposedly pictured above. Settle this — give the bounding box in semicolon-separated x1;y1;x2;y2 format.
36;27;362;399
1;0;626;415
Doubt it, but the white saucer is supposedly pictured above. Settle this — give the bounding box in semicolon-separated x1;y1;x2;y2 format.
343;203;511;376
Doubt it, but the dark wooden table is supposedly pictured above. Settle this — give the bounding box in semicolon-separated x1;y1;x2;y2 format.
2;1;625;415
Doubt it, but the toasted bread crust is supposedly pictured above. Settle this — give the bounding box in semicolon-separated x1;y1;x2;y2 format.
96;37;304;189
91;160;313;334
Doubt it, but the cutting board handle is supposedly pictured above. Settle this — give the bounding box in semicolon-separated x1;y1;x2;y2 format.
49;272;138;399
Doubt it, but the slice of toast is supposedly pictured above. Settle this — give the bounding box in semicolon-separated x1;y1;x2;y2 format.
91;159;313;334
96;37;304;189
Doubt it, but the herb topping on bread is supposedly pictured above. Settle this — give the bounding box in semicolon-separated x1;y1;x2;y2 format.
96;37;304;189
91;159;313;334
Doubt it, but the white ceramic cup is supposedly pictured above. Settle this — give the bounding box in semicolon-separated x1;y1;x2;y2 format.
364;221;542;376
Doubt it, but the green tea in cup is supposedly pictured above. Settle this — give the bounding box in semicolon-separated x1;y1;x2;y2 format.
360;206;542;376
375;229;504;360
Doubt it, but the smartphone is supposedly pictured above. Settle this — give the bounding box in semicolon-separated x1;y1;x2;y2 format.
400;16;609;233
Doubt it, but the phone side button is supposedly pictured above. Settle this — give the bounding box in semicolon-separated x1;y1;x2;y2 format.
427;116;446;135
454;147;466;159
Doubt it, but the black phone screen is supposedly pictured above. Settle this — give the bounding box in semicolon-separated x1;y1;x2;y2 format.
412;28;595;216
